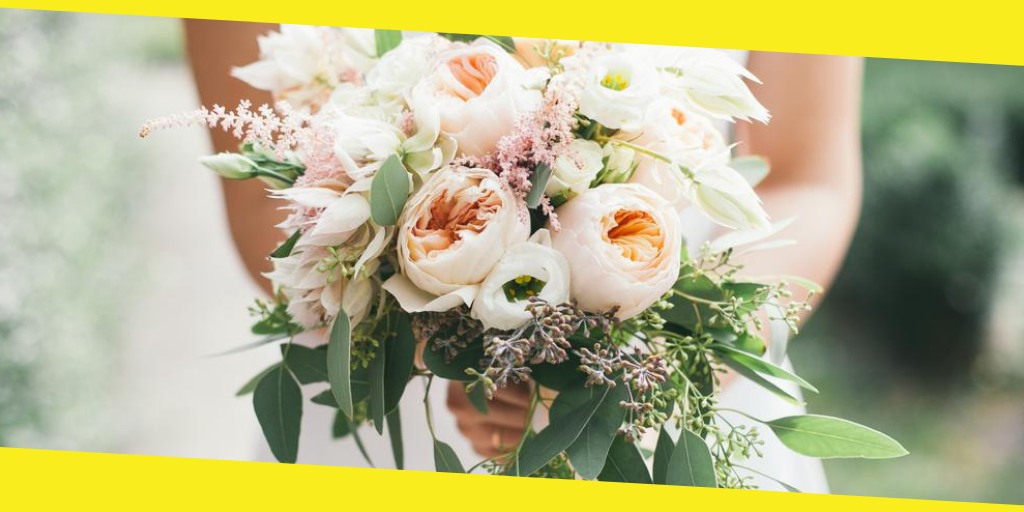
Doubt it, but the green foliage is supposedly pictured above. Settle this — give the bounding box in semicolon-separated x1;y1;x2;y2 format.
373;29;402;57
253;366;303;463
327;307;354;417
766;414;908;459
369;155;410;226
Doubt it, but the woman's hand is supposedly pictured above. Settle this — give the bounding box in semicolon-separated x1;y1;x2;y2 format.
446;381;530;458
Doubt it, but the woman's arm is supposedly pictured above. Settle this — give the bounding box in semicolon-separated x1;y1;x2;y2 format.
184;19;284;296
734;53;864;300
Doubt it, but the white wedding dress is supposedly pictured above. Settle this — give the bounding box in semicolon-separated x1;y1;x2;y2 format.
255;38;829;494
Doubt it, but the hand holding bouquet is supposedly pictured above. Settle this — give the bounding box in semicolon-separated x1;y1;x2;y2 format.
143;27;906;487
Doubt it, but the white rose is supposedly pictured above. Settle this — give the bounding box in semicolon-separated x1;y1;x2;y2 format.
578;52;659;130
366;36;444;103
549;184;682;319
471;229;571;330
687;160;770;230
330;108;405;182
627;99;728;213
411;41;542;156
652;47;769;123
384;165;530;312
545;139;604;199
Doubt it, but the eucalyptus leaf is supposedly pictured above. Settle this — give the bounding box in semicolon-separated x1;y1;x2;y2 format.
270;230;302;259
383;314;416;413
368;337;387;434
433;440;466;473
327;308;353;417
467;384;489;414
281;345;328;384
563;383;628;480
370;154;409;226
253;366;302;464
374;29;403;56
510;385;610;476
437;33;516;52
349;417;375;467
652;426;675;484
665;428;717;488
386;409;404;470
731;155;770;187
597;436;652;484
712;343;817;393
332;410;351;439
766;415;908;459
421;340;484;381
721;357;802;406
236;363;280;396
525;163;552;209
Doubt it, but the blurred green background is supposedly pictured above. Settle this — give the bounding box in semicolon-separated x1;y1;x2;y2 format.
0;9;1022;505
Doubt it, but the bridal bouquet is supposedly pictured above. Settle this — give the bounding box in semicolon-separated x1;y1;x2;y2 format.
142;27;906;487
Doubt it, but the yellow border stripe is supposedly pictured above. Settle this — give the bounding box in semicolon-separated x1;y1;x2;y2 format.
1;1;1023;65
0;447;1016;509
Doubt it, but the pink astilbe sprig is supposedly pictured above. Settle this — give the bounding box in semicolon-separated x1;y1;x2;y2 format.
489;69;585;229
140;100;311;159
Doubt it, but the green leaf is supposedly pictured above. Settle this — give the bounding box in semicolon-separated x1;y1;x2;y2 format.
437;33;515;52
253;366;302;464
349;417;375;467
236;363;280;396
712;343;817;393
370;154;410;226
721;357;802;406
327;308;353;417
386;408;404;470
766;415;908;459
597;436;652;484
467;384;489;414
652;426;675;484
332;410;351;439
665;429;717;488
281;345;328;384
270;230;302;259
433;440;466;473
383;314;416;414
510;385;610;476
368;337;387;435
374;29;403;57
562;383;628;480
730;155;770;187
421;340;485;381
525;163;552;209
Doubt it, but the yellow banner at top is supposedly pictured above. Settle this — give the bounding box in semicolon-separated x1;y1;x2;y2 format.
1;0;1022;65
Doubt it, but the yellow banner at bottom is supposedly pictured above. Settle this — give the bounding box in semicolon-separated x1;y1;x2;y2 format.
0;447;1012;510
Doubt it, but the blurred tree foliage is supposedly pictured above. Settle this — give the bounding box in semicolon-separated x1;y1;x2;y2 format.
819;58;1024;380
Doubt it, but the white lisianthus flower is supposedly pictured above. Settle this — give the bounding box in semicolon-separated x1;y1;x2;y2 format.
652;47;769;123
411;40;542;156
336;28;378;75
545;139;604;199
686;160;770;230
578;52;659;130
471;229;571;330
627;99;728;213
549;184;682;319
199;153;256;180
384;166;530;312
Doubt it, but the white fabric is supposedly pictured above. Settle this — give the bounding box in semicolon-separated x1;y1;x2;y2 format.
256;38;829;494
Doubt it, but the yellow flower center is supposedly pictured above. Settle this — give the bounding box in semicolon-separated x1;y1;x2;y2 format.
601;73;630;91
